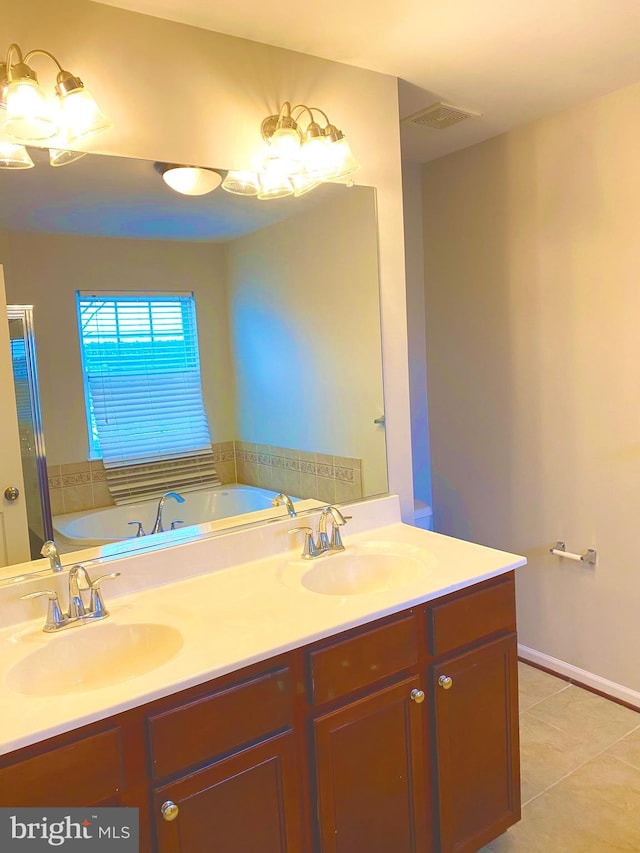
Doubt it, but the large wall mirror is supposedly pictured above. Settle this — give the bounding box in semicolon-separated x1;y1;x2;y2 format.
0;148;387;583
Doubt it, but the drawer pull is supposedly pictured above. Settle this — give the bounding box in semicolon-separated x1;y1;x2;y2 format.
161;801;179;822
410;688;425;704
438;675;453;691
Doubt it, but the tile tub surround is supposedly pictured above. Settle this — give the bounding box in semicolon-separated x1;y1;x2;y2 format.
0;494;526;753
47;460;112;516
235;441;363;504
480;664;640;852
47;442;362;515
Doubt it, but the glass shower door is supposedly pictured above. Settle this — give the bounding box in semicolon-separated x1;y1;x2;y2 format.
7;306;53;557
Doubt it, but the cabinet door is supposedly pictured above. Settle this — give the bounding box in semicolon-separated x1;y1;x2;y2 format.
313;676;430;853
152;732;302;853
432;634;520;853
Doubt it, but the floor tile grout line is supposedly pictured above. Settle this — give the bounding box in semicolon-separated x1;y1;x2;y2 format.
518;683;571;714
520;719;640;807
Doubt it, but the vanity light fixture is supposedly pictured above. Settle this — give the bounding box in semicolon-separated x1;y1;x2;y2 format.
221;101;360;200
0;141;34;169
0;43;111;144
49;147;86;168
154;163;223;196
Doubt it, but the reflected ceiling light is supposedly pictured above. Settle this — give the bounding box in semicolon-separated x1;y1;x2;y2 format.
154;163;223;196
0;141;34;169
0;43;111;144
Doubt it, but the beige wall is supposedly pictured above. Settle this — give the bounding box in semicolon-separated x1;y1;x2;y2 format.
422;80;640;692
1;232;233;463
1;0;413;518
226;188;387;496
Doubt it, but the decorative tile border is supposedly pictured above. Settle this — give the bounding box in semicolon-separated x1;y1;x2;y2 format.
47;440;362;516
234;441;362;503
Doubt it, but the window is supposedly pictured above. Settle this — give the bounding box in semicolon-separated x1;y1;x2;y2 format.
77;292;211;467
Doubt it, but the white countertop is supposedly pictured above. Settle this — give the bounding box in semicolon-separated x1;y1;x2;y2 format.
0;499;525;756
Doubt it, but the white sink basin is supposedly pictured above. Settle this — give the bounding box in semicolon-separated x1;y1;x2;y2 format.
7;622;184;697
300;551;428;596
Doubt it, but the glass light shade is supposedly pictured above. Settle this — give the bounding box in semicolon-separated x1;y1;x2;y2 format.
301;135;339;181
263;126;302;177
291;172;320;197
327;137;361;182
257;171;294;200
221;170;260;196
162;167;222;196
3;78;58;140
58;87;112;143
49;147;86;167
0;142;34;170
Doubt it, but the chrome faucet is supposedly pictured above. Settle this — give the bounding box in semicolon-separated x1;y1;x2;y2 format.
40;540;62;572
150;491;185;534
289;506;351;559
22;564;121;632
317;505;350;552
272;493;297;517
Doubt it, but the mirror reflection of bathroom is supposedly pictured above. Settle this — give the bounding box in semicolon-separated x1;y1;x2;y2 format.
7;306;52;559
0;151;387;573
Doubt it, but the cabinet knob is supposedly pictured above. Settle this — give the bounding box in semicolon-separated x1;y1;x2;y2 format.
161;801;179;822
410;688;425;704
438;675;453;690
3;486;19;501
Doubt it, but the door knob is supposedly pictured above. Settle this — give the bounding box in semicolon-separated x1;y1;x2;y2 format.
410;688;425;704
438;675;453;690
4;486;19;501
161;801;179;821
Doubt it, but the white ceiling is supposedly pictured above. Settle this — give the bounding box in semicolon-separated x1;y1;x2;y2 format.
93;0;640;163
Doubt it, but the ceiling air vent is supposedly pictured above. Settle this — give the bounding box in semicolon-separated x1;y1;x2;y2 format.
402;102;480;130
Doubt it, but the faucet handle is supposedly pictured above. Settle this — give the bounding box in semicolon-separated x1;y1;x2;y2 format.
170;520;184;530
21;590;68;632
127;521;146;537
88;572;121;618
289;527;321;560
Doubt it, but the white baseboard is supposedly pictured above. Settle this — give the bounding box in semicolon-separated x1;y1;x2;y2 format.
518;644;640;710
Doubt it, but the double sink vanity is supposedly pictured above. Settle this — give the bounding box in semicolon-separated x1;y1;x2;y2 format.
0;495;526;853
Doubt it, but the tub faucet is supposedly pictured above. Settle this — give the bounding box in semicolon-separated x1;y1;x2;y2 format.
272;493;297;518
40;540;62;572
151;491;185;534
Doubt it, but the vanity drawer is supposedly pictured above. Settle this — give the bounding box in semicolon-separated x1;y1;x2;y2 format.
308;613;418;705
427;573;516;657
0;728;124;806
148;666;293;780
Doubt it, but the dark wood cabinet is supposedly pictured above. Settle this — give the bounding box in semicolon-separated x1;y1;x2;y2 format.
0;572;520;853
313;675;429;853
432;634;520;853
152;732;302;853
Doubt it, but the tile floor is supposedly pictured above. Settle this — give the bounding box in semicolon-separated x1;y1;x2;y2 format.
479;662;640;853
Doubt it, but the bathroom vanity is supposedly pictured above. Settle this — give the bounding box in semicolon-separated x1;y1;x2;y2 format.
0;498;524;853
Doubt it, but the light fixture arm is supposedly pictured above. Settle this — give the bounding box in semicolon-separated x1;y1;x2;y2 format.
4;43;25;79
23;48;65;74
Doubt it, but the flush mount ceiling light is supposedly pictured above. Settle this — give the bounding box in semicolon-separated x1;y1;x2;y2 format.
0;43;111;146
221;101;360;200
154;163;223;196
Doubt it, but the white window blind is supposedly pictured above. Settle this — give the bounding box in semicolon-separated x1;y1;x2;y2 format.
77;292;212;468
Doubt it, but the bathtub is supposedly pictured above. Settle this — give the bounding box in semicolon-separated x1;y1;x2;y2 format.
52;484;309;549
